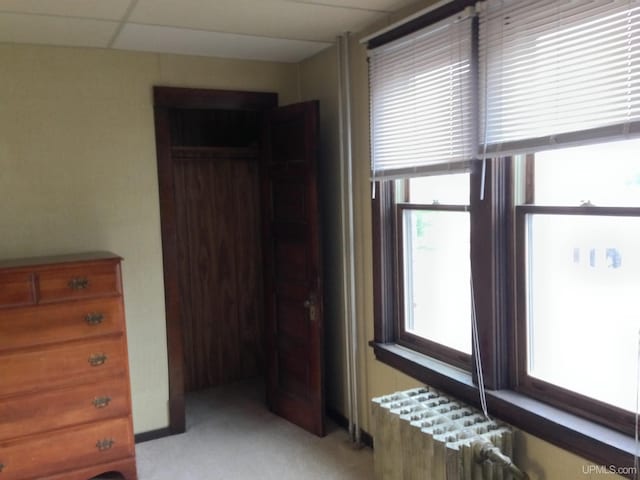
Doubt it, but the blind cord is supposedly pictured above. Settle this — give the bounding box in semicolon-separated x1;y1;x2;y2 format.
471;275;490;420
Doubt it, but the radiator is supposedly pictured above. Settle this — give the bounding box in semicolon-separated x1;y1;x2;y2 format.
371;387;526;480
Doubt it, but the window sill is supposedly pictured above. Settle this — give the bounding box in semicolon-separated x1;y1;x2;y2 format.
371;341;636;475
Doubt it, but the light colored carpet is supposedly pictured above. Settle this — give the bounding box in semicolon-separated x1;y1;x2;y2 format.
134;379;374;480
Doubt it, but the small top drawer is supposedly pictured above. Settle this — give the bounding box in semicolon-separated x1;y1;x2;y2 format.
0;272;35;308
38;262;120;303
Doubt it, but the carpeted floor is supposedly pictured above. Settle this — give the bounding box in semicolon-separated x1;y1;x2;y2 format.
134;379;374;480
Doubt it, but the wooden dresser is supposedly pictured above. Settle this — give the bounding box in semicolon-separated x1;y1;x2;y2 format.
0;252;137;480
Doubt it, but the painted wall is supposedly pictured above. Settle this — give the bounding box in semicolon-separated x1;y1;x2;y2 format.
0;43;299;433
346;2;627;478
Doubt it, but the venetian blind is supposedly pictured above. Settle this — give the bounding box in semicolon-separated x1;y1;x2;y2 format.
478;0;640;156
369;9;476;179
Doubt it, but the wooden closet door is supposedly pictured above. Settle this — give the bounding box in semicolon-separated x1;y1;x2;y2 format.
173;153;263;392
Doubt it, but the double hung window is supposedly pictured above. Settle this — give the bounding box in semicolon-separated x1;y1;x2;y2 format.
516;139;640;435
369;9;476;368
397;174;471;366
368;0;640;457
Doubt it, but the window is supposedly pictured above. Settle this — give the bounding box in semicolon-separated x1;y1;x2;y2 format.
397;174;472;366
367;0;640;465
368;7;477;369
516;139;640;435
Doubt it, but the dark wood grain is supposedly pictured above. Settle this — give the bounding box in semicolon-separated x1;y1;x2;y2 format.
366;0;476;49
154;87;277;111
262;101;325;437
233;157;265;379
153;87;277;434
174;153;263;391
371;181;396;344
469;158;510;390
153;103;186;434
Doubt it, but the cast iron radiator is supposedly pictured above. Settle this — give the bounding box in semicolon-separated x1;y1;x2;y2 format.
372;387;527;480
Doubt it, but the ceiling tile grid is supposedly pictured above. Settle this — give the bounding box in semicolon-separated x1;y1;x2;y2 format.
0;0;420;62
113;24;331;63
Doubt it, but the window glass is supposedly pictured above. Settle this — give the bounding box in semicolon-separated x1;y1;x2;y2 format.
408;172;470;205
534;138;640;207
402;209;471;354
526;214;640;412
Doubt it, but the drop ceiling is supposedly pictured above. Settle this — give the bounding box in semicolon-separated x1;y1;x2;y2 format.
0;0;418;63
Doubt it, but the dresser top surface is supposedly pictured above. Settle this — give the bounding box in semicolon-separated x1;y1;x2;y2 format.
0;251;121;270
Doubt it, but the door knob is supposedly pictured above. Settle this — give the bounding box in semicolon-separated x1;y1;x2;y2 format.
303;294;318;322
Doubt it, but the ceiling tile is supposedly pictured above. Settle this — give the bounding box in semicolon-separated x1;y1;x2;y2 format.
113;24;332;63
0;0;133;20
0;12;118;48
285;0;418;13
129;0;387;43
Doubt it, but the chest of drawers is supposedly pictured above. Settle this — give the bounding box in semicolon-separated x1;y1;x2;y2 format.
0;252;137;480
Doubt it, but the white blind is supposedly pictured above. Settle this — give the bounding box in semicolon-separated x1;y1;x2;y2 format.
478;0;640;156
369;10;475;179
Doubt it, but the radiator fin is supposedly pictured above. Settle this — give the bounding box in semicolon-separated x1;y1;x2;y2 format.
372;387;515;480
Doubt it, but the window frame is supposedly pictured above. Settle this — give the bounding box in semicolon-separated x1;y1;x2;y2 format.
371;158;638;474
395;201;472;370
373;159;509;388
367;0;640;472
515;178;640;437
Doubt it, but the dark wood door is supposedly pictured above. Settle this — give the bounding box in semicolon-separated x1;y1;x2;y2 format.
262;101;325;436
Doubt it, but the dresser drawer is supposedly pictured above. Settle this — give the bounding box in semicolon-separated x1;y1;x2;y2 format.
0;273;35;309
0;297;124;351
0;417;134;480
0;377;129;440
38;263;120;303
0;337;127;397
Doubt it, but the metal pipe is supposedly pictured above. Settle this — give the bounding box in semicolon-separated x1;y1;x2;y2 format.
472;438;530;480
337;32;360;444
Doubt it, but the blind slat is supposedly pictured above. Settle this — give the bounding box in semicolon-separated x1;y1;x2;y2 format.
479;0;640;153
369;11;475;178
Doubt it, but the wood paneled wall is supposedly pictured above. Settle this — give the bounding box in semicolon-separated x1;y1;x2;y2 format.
173;151;263;392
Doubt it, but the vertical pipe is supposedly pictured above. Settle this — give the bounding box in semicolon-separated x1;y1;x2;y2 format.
337;33;360;444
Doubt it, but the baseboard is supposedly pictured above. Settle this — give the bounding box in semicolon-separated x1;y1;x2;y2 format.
326;407;374;448
134;427;172;444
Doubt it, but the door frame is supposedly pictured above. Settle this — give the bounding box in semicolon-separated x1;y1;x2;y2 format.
153;86;278;433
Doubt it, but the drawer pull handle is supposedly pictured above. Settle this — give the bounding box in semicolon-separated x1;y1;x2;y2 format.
96;439;115;451
68;277;90;290
92;397;111;408
85;312;105;325
88;353;107;366
92;396;112;409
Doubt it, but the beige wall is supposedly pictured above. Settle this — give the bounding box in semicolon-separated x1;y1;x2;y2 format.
346;4;626;478
0;43;299;433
